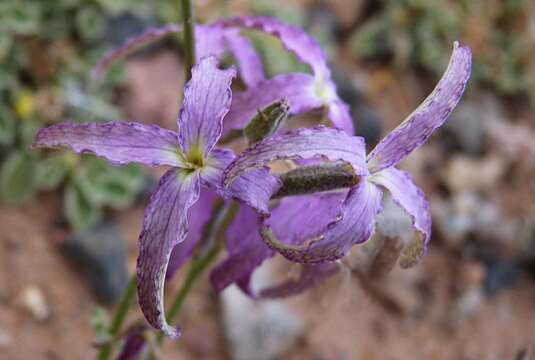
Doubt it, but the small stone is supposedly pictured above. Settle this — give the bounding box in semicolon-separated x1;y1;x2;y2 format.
17;285;49;322
221;266;303;360
444;155;506;193
0;329;12;348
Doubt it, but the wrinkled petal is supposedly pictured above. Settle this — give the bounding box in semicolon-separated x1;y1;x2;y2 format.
328;99;354;135
33;122;185;167
202;148;281;215
367;42;472;173
261;180;382;264
224;126;368;187
214;16;331;80
370;167;431;267
258;263;340;299
137;169;200;338
166;189;219;279
209;207;274;293
224;29;265;87
224;73;322;132
117;325;147;360
92;24;182;80
177;57;236;156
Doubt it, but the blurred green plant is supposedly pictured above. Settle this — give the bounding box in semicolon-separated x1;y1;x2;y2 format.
0;0;158;232
350;0;535;101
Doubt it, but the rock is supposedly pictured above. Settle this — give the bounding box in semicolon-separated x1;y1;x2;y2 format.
17;285;49;322
483;259;520;297
444;155;507;193
0;329;12;348
221;266;303;360
443;100;485;154
62;222;129;304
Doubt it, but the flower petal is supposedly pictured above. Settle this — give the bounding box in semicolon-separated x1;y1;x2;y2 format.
137;169;200;338
214;16;331;79
328;99;354;135
261;180;382;264
258;263;339;299
166;188;220;279
202;148;281;215
224;126;368;187
33;122;185;167
224;73;322;132
224;29;265;87
92;24;182;80
209;207;274;293
177;57;236;156
367;42;472;173
370;167;431;267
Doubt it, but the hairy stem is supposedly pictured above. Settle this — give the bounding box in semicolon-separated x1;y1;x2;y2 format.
181;0;195;81
155;202;240;345
274;164;359;198
97;274;137;360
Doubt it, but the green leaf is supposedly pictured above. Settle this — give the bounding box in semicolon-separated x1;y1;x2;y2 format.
64;182;102;232
90;306;111;344
0;151;37;205
75;6;105;41
0;109;15;146
35;153;69;191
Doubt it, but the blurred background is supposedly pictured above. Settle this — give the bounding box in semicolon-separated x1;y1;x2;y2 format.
1;0;535;359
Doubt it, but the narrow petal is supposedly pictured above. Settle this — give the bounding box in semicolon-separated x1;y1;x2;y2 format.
367;42;472;173
214;16;331;80
92;24;182;80
202;148;281;215
224;30;265;87
258;263;339;299
177;57;236;156
261;180;382;264
224;126;368;187
209;207;274;293
224;73;322;132
33;122;185;167
137;169;200;338
369;167;431;267
328;99;354;135
166;189;219;279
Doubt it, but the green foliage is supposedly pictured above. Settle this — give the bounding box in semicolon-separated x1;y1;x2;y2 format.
0;151;38;205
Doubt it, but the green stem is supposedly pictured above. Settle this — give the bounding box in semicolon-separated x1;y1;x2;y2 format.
97;274;137;360
155;202;240;345
181;0;195;81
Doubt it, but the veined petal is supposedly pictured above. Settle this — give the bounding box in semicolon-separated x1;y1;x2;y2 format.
137;169;200;338
33;122;186;167
224;126;368;187
224;29;265;87
258;263;339;299
92;24;182;80
202;148;281;215
209;207;274;293
367;42;472;173
177;57;236;157
214;16;331;80
369;167;431;267
166;189;219;279
224;73;322;132
261;180;382;264
328;99;354;135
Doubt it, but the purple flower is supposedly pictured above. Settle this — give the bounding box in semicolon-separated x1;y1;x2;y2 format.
223;42;472;269
33;57;280;338
92;16;353;134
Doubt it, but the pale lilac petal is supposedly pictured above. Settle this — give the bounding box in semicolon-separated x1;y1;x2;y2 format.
224;29;265;87
224;73;321;132
177;57;236;156
166;189;219;279
137;169;200;338
261;180;382;264
367;42;472;173
370;167;431;267
92;24;182;80
224;126;368;187
33;122;185;167
214;16;330;79
202;148;280;215
328;99;354;135
209;207;274;293
258;263;339;299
